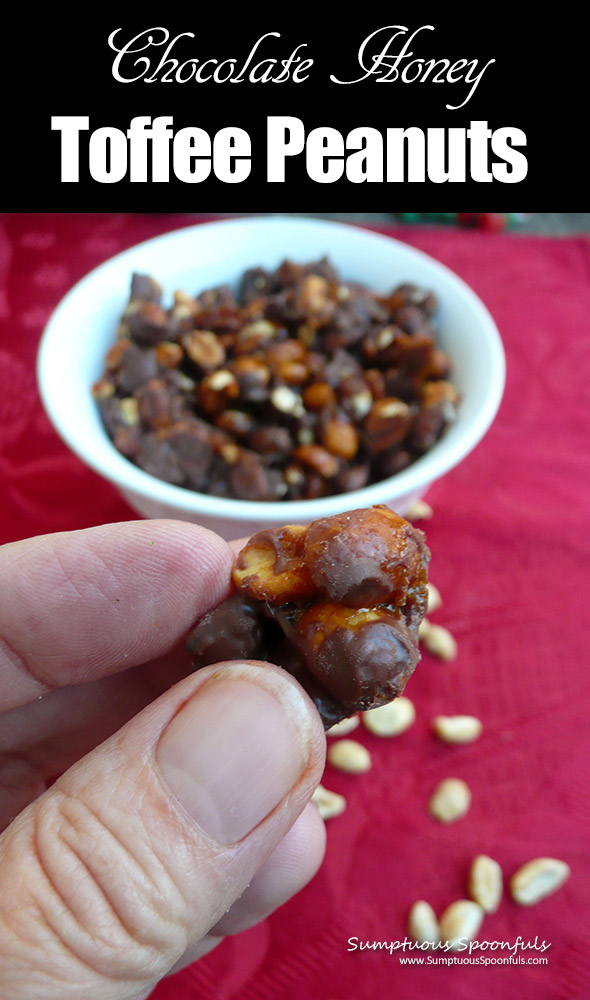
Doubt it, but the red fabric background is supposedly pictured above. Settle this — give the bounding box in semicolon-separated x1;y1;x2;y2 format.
1;214;589;999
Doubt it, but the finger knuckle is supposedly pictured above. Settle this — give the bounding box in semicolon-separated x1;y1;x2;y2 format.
21;789;189;982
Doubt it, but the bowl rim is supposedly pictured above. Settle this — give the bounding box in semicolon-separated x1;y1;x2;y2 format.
37;215;506;522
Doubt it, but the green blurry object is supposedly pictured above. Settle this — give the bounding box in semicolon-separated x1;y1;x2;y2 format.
396;213;530;231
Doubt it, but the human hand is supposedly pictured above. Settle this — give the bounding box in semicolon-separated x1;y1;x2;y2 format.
0;520;326;999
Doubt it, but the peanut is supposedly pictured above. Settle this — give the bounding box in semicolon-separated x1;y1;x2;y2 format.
119;398;140;426
419;620;458;661
429;778;472;823
439;900;484;951
362;697;415;737
294;444;340;479
426;581;442;613
270;385;305;417
432;715;482;744
182;330;226;369
232;525;317;604
407;901;440;947
327;739;372;774
406;500;434;521
321;418;360;461
327;716;360;737
91;378;115;399
510;858;570;906
155;341;183;367
312;784;347;820
468;855;503;913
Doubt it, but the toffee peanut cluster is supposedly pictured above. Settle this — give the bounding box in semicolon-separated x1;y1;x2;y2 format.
187;506;430;728
92;258;458;501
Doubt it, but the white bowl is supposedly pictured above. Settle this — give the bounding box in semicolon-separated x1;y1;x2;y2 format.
37;216;505;540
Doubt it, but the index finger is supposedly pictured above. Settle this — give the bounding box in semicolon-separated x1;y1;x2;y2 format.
0;519;234;712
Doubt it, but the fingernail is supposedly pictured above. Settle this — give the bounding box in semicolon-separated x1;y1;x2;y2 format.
156;665;313;844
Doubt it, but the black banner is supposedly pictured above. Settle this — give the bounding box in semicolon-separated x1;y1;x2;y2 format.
4;15;583;205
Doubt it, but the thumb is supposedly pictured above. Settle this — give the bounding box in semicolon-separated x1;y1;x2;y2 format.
0;662;325;1000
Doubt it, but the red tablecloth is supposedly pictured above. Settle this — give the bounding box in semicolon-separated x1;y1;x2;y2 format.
1;214;589;1000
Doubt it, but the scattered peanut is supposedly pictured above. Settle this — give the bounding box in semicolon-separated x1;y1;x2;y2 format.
439;900;484;951
426;581;443;613
432;715;483;744
362;697;416;737
328;739;372;774
510;858;570;906
312;784;347;820
327;715;360;737
406;499;434;521
429;778;472;823
468;855;503;913
418;618;431;639
419;620;458;661
407;901;440;947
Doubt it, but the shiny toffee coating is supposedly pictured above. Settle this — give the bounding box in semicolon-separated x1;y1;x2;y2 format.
187;506;430;728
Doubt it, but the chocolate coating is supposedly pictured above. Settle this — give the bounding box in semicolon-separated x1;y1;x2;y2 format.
294;604;418;711
304;506;428;609
187;593;263;668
